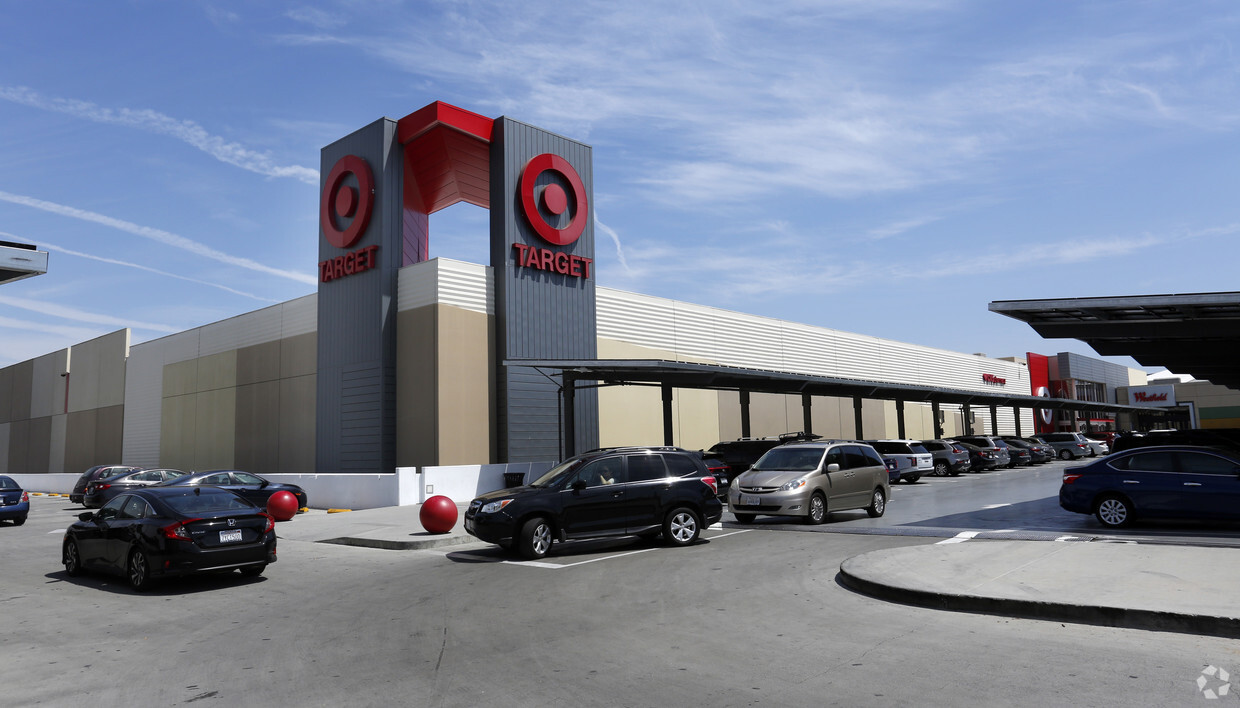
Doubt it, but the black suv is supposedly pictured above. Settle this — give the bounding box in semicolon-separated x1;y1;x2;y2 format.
464;447;724;559
706;432;822;482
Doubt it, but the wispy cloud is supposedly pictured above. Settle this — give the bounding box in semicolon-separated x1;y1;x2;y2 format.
11;237;281;303
0;86;319;184
0;294;180;333
0;191;317;285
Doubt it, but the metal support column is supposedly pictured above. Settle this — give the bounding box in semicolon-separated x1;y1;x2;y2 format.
802;393;813;435
932;401;943;439
853;396;865;439
564;373;576;457
740;390;752;439
662;384;674;446
963;404;972;434
896;400;906;439
1013;407;1022;437
990;405;999;435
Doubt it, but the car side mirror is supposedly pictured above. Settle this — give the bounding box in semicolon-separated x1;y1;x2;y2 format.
826;463;841;472
260;480;269;488
571;480;587;491
78;512;95;522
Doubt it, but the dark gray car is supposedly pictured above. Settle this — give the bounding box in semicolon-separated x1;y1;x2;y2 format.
918;439;970;476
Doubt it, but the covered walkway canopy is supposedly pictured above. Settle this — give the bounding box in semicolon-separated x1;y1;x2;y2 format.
509;359;1162;456
990;292;1240;391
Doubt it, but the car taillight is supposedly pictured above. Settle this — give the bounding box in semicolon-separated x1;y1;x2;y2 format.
1062;473;1082;484
20;492;28;503
700;476;718;494
262;513;275;534
95;483;110;491
160;518;202;541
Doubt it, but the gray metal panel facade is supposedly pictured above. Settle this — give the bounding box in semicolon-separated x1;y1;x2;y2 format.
490;117;599;462
316;119;400;473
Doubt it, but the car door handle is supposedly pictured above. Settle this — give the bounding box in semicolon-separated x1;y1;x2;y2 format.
1183;482;1202;487
612;491;624;498
1122;480;1140;484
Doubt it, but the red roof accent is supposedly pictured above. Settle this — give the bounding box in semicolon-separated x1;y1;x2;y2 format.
397;102;493;215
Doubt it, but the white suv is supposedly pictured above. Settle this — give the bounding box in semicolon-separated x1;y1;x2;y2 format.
867;440;935;483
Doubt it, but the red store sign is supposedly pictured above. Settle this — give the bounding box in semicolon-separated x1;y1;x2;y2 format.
982;373;1007;386
514;153;591;279
319;155;377;284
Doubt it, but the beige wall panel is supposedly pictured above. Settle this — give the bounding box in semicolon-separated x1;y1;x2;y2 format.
396;307;438;467
96;404;125;464
49;413;66;473
0;366;12;424
237;340;281;387
196;351;237;393
279;375;316;473
7;360;32;422
193;388;236;470
435;305;495;465
599;385;665;448
63;410;97;473
31;350;68;419
745;392;796;438
716;391;742;441
281;332;317;378
810;396;847;438
235;381;280;473
26;416;51;473
672;387;721;451
160;395;197;472
68;330;129;412
163;360;199;398
7;419;30;473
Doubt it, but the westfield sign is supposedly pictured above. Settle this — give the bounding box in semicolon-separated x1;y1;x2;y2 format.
1133;391;1169;403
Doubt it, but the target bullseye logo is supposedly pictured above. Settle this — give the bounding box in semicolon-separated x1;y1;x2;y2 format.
321;155;374;249
520;153;587;246
1035;386;1053;425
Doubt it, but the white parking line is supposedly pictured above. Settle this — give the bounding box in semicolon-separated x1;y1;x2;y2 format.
982;504;1011;509
937;531;980;544
502;547;661;568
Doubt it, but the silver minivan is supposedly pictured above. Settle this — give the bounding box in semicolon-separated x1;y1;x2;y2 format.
728;441;890;524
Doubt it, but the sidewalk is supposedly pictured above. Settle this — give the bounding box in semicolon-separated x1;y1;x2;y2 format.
275;502;1240;638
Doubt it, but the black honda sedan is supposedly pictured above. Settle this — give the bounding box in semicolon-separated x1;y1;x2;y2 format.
156;470;307;510
63;487;277;590
465;447;723;559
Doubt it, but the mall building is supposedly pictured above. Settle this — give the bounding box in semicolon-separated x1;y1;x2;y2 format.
0;102;1155;479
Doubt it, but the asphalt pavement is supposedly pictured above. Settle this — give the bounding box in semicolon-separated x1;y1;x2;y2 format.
272;501;1240;639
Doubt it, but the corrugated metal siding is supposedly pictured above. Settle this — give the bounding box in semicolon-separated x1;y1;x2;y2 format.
597;287;1029;393
491;118;599;461
316;119;400;473
397;258;493;315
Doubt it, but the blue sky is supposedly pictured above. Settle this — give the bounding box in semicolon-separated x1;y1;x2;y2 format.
2;1;1238;375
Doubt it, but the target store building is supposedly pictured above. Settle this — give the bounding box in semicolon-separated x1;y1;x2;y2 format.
0;102;1144;505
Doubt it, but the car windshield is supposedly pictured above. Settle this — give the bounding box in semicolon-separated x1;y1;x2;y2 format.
0;476;18;490
753;447;824;472
908;444;929;455
529;458;584;488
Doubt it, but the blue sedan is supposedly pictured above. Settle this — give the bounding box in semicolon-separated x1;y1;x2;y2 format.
1060;445;1240;528
0;475;28;525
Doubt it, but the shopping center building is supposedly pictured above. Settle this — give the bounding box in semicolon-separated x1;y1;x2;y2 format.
0;102;1156;483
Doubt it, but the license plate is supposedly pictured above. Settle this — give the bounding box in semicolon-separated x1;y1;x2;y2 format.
220;529;243;543
743;495;761;506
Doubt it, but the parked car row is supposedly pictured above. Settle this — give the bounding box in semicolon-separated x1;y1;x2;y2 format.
50;465;309;591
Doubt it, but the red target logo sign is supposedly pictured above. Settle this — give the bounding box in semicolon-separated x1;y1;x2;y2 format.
319;155;379;283
321;155;374;249
519;154;587;246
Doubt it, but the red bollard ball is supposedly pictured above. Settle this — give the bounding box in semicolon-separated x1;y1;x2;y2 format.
419;495;458;534
267;490;299;521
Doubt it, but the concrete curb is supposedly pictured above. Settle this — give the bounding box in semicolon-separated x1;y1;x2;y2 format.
837;555;1240;639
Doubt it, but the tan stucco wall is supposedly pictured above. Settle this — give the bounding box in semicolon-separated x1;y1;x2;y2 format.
396;303;495;467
